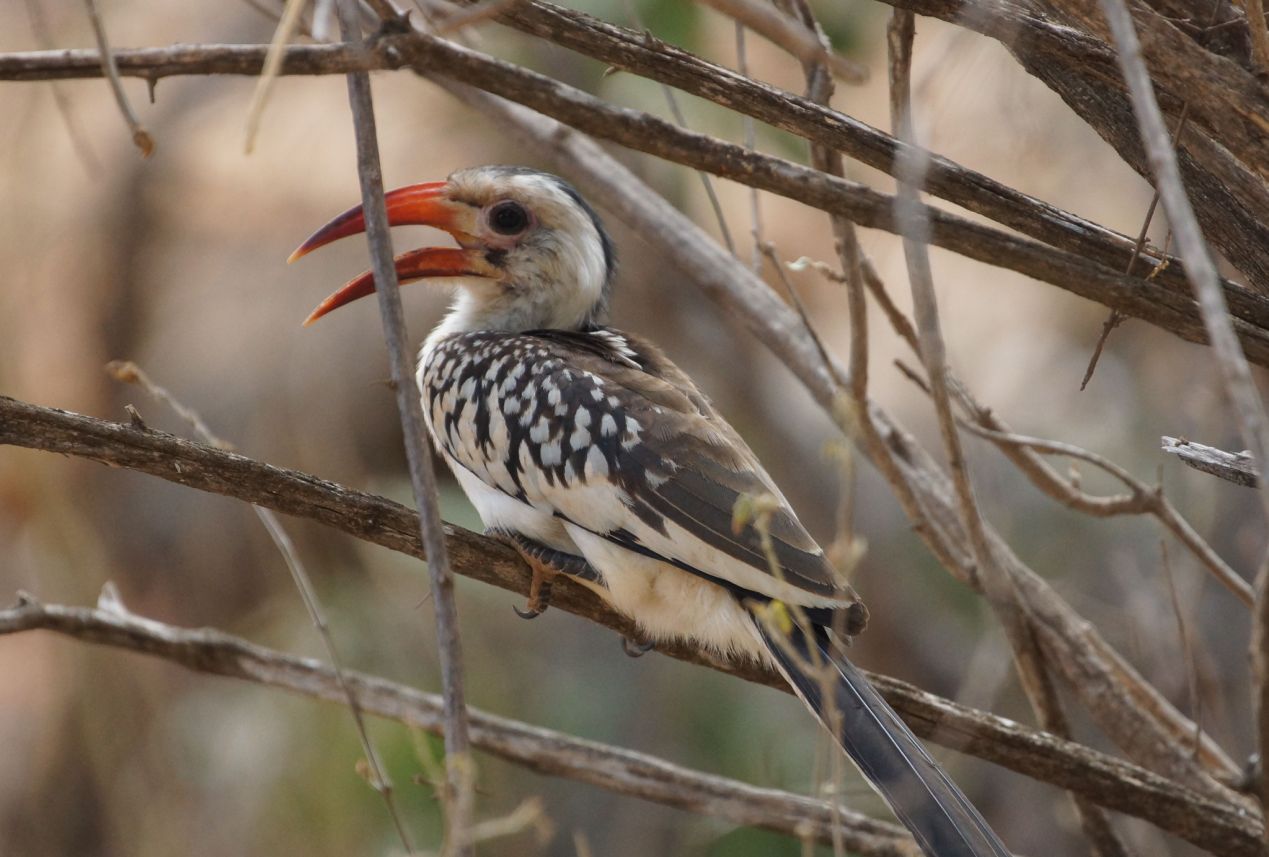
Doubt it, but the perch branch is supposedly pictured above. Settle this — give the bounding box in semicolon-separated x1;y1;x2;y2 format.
0;397;1259;853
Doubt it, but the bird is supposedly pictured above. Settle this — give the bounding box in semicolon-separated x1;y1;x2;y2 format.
289;165;1010;857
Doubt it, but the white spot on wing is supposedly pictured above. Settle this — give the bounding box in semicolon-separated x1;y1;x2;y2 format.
584;445;609;479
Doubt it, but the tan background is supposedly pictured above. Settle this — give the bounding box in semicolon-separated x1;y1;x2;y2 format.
0;1;1257;854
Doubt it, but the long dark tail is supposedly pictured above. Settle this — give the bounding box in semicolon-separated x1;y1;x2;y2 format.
751;608;1010;857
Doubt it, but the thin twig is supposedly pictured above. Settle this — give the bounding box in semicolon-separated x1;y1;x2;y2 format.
1080;0;1225;391
80;0;153;156
434;0;523;34
734;21;764;272
1078;174;1168;391
693;0;869;84
243;0;309;153
104;360;415;851
1160;540;1204;760
620;0;735;255
332;0;474;851
783;0;869;409
21;0;101;174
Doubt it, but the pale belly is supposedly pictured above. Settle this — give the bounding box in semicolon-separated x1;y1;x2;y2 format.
447;452;766;661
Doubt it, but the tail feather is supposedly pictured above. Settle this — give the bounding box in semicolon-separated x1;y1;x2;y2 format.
752;608;1010;857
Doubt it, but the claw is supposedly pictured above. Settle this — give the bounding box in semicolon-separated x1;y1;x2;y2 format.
514;569;554;620
514;603;544;620
622;636;655;657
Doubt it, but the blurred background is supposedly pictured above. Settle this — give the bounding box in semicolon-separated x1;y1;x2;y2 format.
0;1;1262;854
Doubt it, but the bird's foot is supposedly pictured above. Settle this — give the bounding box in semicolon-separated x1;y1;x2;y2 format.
621;634;655;658
513;560;556;619
488;529;593;619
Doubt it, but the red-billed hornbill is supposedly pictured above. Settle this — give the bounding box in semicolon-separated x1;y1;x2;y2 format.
290;165;1009;857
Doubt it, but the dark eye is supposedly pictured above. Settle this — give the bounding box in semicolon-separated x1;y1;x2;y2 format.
489;201;529;235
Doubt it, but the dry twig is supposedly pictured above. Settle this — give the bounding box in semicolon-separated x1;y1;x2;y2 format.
1163;435;1260;488
80;0;153;156
694;0;868;84
243;0;308;153
333;0;474;849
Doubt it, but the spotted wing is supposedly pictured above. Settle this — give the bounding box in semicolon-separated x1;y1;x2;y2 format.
423;328;856;607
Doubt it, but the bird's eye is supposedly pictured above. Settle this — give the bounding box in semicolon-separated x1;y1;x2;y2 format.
488;201;530;235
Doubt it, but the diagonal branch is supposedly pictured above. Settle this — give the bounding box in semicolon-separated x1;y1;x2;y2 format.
0;395;1261;853
5;41;1269;366
406;75;1242;792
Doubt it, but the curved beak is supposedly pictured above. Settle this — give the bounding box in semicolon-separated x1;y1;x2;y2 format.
288;181;495;326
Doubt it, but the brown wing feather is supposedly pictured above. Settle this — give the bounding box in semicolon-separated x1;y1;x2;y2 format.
529;328;857;603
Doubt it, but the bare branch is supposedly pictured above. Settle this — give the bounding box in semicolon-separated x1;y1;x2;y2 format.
694;0;868;84
242;0;308;153
331;0;474;849
79;0;153;156
0;594;916;856
1243;0;1269;73
941;417;1254;607
871;0;1269;292
7;39;1269;368
1163;435;1260;488
0;393;1257;852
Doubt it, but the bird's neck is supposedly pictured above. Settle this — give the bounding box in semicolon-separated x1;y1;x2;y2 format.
435;284;600;337
419;286;599;367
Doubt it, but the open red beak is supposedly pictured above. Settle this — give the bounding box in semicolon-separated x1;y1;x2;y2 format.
288;181;494;326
